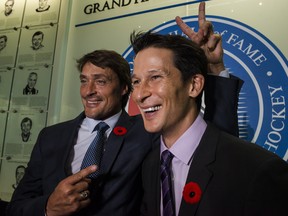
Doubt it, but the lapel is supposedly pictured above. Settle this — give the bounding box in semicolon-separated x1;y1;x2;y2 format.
148;145;162;216
178;123;220;216
62;112;86;177
100;111;133;175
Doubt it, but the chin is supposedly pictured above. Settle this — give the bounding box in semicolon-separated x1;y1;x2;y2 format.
143;122;161;133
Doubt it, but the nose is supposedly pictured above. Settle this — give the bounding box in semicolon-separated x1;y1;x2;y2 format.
84;80;97;96
132;81;151;104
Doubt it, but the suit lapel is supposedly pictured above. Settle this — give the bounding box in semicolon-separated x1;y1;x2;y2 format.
178;123;219;216
62;113;85;177
100;111;133;175
148;146;162;215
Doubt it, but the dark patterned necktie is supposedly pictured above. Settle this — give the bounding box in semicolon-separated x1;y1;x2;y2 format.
81;122;109;178
160;150;175;216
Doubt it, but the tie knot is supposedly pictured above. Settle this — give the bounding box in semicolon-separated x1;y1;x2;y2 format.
94;122;109;133
161;150;174;166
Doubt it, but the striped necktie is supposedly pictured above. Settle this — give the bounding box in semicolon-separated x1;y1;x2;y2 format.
160;150;175;216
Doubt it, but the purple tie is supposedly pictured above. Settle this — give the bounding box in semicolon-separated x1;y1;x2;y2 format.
81;122;109;178
160;150;175;216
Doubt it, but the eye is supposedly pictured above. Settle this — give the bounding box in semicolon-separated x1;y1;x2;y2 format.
80;78;87;84
151;75;161;81
95;79;107;86
131;78;140;86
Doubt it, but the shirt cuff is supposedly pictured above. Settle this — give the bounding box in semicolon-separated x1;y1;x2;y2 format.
208;68;230;78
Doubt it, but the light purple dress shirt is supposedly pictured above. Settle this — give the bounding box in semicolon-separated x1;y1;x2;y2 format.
160;114;207;215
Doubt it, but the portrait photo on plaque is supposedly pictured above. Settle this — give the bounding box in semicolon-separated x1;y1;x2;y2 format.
0;29;20;68
23;0;61;26
16;24;57;67
3;111;46;159
10;66;52;110
0;68;13;110
0;160;28;202
0;0;26;30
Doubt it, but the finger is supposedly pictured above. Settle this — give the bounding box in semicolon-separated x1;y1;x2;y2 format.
194;29;205;45
66;165;97;185
201;21;213;37
175;16;196;39
207;34;222;51
212;36;223;56
198;2;206;27
79;197;91;209
74;178;91;193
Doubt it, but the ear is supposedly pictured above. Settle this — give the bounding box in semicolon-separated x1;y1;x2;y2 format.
121;85;129;96
188;74;205;98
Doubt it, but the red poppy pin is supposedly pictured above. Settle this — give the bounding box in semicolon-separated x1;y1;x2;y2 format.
182;182;202;204
113;126;127;136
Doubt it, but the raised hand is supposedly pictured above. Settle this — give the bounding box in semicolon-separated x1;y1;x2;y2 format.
176;2;225;75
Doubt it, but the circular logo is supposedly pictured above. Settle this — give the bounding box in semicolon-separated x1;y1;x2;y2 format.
123;16;288;160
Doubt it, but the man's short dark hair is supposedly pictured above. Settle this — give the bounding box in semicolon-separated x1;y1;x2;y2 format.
15;165;26;176
28;72;38;78
32;31;44;39
21;117;32;128
130;31;208;110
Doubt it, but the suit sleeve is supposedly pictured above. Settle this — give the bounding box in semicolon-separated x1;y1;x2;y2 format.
204;75;243;137
7;129;50;216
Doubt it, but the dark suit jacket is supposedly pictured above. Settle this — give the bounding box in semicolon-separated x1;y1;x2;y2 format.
23;85;38;95
141;123;288;216
8;112;156;216
7;75;242;216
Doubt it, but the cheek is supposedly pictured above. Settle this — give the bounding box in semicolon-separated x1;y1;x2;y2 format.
131;90;137;101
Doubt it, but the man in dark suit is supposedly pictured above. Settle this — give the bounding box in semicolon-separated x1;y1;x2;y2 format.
4;0;14;16
23;72;39;95
7;4;242;215
8;47;241;215
130;16;288;216
20;117;32;142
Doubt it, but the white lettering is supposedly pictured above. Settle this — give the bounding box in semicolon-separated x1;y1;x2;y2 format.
225;33;267;66
263;86;286;152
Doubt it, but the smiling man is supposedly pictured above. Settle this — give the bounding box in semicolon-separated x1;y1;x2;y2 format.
130;30;288;216
31;31;44;51
8;3;244;216
8;50;155;216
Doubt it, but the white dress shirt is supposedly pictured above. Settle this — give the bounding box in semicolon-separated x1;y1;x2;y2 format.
69;111;122;174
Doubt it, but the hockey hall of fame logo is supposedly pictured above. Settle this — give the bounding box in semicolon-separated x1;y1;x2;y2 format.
123;15;288;161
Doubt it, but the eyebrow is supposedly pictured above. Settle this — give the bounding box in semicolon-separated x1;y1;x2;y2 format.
79;73;112;80
131;69;167;78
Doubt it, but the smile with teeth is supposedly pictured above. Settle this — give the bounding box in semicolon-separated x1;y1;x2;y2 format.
142;106;162;113
86;99;101;105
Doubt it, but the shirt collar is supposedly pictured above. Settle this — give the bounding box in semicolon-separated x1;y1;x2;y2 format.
160;114;207;165
84;110;122;134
